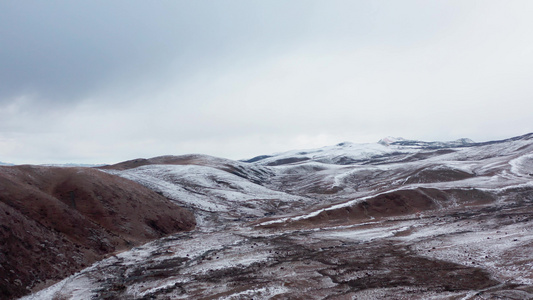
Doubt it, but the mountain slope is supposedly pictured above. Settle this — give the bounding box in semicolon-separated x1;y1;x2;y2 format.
101;155;310;229
0;166;195;299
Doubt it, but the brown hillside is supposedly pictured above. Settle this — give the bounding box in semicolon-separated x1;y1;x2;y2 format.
99;155;208;171
0;165;195;299
277;188;495;229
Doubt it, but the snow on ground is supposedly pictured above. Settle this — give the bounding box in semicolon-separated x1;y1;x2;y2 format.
107;164;307;218
22;267;97;300
510;153;533;177
218;286;290;300
24;134;533;299
251;141;418;166
407;220;533;285
313;224;409;242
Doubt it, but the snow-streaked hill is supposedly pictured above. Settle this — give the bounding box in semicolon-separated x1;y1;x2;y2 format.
22;133;533;299
242;136;477;166
242;141;411;165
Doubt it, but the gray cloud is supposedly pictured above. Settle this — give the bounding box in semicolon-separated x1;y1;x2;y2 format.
0;1;456;104
1;1;533;164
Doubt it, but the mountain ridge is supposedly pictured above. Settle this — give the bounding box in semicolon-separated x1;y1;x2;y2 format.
9;132;533;299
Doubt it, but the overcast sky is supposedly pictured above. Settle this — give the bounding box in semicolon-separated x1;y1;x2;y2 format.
1;1;533;164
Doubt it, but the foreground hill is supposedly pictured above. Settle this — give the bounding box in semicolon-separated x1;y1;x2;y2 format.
20;133;533;299
0;166;195;299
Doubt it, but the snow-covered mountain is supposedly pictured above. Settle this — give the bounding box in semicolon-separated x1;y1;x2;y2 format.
243;141;411;166
378;136;475;147
244;136;476;166
16;133;533;299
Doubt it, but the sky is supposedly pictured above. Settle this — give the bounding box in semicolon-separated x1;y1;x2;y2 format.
1;1;533;164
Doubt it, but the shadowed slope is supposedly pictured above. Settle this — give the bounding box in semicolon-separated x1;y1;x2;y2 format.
0;166;195;299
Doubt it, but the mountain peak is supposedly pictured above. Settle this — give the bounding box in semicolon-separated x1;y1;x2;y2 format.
377;136;406;146
453;138;475;144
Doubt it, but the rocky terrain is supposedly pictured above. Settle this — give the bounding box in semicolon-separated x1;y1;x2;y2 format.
9;133;533;299
0;166;195;299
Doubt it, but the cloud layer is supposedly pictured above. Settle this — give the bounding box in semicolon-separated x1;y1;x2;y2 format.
1;1;533;164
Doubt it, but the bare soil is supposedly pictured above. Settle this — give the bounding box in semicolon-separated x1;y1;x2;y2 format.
0;166;195;299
